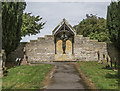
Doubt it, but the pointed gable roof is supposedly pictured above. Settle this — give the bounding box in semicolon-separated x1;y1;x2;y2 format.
52;18;76;36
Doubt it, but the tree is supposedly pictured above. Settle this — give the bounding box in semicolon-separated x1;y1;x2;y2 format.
0;2;2;52
106;1;120;68
74;14;110;42
2;2;45;57
118;1;120;49
2;2;26;56
21;13;45;37
106;1;120;49
107;1;119;42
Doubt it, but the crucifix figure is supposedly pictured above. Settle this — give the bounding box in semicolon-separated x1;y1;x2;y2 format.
61;32;68;54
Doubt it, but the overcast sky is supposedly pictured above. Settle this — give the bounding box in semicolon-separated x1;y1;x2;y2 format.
21;2;111;42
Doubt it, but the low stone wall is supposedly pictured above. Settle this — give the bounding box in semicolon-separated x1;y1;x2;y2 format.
6;35;120;63
74;35;107;61
26;35;55;63
25;34;119;62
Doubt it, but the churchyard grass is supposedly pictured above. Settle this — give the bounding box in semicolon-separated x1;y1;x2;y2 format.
78;61;118;89
2;64;54;89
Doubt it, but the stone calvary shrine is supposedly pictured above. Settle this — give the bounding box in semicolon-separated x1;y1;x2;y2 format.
25;18;113;62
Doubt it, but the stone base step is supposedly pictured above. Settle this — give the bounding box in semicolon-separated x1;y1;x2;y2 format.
55;54;75;61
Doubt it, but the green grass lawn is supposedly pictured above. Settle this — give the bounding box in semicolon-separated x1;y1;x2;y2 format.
78;61;118;89
2;64;54;89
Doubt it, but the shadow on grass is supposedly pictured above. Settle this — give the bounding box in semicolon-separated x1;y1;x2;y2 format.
101;67;118;80
105;72;118;79
101;66;118;70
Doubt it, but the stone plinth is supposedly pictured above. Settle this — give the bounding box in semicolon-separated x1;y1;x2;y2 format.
55;54;74;61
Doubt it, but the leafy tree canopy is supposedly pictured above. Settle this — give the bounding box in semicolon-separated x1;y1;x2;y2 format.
2;2;26;56
21;13;45;37
74;14;110;42
2;2;45;56
107;1;120;49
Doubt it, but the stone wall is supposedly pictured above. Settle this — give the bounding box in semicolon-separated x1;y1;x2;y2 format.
25;34;109;62
26;35;55;63
74;35;107;61
6;34;119;63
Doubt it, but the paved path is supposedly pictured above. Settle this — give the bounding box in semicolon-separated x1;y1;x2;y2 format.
46;62;86;89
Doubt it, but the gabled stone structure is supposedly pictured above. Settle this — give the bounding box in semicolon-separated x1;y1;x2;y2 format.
26;18;108;62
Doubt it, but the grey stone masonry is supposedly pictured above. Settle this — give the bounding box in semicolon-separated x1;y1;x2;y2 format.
25;34;114;62
8;35;120;63
7;34;119;63
26;35;55;63
74;35;107;61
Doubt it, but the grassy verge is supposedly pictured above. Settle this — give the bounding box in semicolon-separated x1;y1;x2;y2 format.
77;61;118;89
2;64;54;89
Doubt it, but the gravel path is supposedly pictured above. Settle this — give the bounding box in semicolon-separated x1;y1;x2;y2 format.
45;62;86;89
